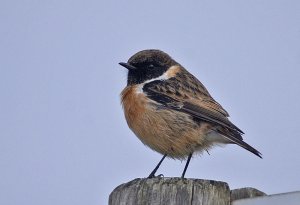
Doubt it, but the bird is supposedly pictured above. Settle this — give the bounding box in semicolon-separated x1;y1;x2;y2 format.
119;49;262;178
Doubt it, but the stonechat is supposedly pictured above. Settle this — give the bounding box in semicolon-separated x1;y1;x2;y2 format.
119;49;262;178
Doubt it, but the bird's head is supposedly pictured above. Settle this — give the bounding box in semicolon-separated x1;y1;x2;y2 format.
119;49;178;85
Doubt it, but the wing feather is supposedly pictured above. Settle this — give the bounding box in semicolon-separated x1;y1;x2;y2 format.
142;67;262;158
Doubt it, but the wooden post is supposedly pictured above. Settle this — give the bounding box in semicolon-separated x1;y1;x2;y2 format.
109;178;230;205
230;187;266;202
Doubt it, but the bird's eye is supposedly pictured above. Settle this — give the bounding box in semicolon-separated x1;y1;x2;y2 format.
148;64;155;68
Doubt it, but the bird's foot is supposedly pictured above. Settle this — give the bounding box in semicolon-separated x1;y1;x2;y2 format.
147;173;164;179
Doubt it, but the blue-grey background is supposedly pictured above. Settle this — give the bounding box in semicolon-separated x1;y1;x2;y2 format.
1;1;299;204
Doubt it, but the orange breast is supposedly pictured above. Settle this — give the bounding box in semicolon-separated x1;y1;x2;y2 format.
121;85;215;159
121;86;147;126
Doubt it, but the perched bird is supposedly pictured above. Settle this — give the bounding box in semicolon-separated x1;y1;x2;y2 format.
119;49;262;178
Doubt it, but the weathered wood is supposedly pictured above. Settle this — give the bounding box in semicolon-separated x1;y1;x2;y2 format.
109;178;230;205
230;187;267;202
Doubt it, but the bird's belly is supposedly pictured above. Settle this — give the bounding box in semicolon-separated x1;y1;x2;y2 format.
121;87;214;159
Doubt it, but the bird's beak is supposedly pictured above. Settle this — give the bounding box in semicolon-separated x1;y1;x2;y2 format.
119;62;137;70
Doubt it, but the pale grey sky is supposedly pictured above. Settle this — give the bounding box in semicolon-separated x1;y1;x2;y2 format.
0;1;299;205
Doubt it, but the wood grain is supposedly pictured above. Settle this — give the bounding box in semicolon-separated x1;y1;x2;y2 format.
109;178;230;205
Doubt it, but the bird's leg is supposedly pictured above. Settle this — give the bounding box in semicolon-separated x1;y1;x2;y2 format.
148;154;167;178
181;153;193;179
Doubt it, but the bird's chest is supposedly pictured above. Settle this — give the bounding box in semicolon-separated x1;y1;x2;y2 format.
121;86;172;150
121;86;150;131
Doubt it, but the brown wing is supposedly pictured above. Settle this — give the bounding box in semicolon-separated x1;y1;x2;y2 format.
143;67;242;133
158;68;230;117
143;67;262;158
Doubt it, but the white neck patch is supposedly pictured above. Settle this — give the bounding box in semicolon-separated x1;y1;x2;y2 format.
135;65;178;94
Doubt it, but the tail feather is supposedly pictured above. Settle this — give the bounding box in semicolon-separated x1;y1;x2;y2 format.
223;134;262;158
218;128;262;158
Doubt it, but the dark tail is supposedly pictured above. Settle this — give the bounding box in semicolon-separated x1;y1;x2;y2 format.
225;134;262;158
219;129;262;158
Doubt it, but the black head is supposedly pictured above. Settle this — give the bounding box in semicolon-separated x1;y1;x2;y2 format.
119;49;178;85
